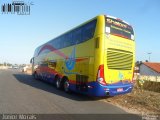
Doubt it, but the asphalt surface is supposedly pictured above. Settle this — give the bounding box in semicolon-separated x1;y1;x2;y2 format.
0;69;141;120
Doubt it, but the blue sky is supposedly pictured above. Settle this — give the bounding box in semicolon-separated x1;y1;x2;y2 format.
0;0;160;64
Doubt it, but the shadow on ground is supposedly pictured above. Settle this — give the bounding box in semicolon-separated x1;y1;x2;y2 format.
13;73;109;101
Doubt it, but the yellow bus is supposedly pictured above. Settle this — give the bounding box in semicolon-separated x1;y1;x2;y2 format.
31;15;135;96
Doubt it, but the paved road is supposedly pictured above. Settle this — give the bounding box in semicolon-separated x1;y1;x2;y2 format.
0;69;141;120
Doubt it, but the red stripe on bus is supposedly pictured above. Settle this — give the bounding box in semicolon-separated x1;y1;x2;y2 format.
38;44;88;62
38;44;68;59
76;58;88;62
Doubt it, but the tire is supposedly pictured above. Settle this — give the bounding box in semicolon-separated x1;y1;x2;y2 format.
64;79;70;93
56;76;61;89
33;72;38;80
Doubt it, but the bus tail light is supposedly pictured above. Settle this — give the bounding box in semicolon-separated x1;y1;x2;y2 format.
97;65;107;85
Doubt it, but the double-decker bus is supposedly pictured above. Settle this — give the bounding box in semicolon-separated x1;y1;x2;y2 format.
30;15;135;96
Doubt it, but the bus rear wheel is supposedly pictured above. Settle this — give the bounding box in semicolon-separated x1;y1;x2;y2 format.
64;79;70;93
55;76;61;89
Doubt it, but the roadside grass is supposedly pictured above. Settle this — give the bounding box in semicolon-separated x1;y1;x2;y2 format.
142;81;160;93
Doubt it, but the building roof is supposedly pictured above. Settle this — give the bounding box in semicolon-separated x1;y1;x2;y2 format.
143;62;160;73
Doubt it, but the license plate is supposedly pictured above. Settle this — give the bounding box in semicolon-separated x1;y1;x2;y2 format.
117;88;123;92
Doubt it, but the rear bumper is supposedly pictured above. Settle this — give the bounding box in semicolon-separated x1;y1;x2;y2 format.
86;82;133;96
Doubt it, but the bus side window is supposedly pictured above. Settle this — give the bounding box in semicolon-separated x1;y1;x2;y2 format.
41;61;48;67
50;38;56;48
59;36;65;49
64;32;73;48
82;20;96;41
55;37;60;49
69;32;74;46
48;61;57;69
73;28;82;44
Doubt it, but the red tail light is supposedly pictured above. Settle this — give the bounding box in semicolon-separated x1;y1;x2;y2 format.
97;64;107;85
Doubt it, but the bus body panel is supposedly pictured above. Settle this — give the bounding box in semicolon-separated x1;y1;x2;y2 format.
104;35;135;84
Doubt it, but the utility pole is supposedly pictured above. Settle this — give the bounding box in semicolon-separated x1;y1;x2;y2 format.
147;52;152;62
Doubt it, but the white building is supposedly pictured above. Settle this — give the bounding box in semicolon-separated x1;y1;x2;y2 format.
139;62;160;76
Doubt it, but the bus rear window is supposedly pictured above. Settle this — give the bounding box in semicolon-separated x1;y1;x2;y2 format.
105;17;134;40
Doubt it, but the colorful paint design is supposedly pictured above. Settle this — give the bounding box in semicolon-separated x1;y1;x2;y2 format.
65;47;76;70
118;71;124;80
38;44;68;58
38;44;88;72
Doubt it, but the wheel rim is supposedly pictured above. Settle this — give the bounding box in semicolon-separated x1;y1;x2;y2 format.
56;78;60;88
64;80;69;92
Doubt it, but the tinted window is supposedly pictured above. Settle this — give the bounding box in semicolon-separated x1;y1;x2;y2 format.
73;28;82;44
54;37;61;49
46;19;97;50
60;36;65;49
64;32;73;47
82;20;97;41
41;61;48;67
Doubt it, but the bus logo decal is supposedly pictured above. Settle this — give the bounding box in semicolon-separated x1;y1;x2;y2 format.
118;71;124;80
65;47;76;70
